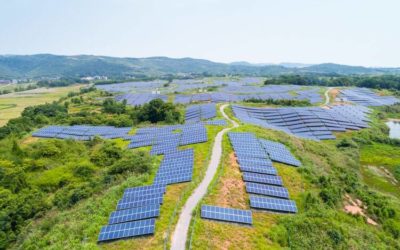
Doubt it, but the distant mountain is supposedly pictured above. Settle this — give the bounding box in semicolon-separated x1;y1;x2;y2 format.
0;54;399;79
279;63;313;68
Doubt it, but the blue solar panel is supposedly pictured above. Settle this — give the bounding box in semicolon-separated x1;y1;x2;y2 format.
108;205;160;224
242;172;283;186
249;195;297;213
117;196;163;210
121;192;164;202
245;182;289;199
259;139;301;167
124;184;166;196
201;205;253;225
98;218;156;242
239;165;278;175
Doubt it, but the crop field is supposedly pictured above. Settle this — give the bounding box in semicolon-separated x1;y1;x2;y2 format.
0;85;83;126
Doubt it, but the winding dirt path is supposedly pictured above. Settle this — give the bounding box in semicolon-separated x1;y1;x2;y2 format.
324;87;333;106
170;104;238;250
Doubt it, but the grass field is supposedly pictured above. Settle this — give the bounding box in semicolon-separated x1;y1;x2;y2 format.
0;85;83;126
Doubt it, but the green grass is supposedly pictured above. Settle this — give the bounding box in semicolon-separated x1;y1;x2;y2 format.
359;143;400;199
0;85;84;126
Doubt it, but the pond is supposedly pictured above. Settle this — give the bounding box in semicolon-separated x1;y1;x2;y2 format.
386;120;400;139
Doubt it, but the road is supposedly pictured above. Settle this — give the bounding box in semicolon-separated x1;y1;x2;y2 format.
170;104;238;250
324;87;333;106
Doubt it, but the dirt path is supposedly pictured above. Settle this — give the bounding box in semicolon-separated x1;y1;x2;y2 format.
170;104;238;250
324;87;333;106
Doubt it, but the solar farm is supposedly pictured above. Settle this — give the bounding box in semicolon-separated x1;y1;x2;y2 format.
26;79;400;247
337;88;399;106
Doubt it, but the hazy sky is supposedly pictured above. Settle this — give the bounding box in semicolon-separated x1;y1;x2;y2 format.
1;0;399;67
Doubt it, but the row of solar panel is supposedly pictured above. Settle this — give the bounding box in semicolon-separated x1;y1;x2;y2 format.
185;104;217;123
232;105;370;140
98;184;166;242
228;132;298;214
98;148;195;242
201;205;253;225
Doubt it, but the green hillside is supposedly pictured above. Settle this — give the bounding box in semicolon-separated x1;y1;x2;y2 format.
1;54;400;79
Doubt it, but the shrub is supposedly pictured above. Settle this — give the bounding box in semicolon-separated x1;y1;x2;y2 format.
336;138;358;149
108;151;152;175
383;219;400;239
53;183;92;209
72;162;96;179
90;141;123;167
394;165;400;182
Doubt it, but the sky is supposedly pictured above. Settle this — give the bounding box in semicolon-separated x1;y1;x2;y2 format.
0;0;399;67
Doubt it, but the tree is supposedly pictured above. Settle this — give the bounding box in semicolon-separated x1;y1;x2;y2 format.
136;99;181;123
102;98;126;114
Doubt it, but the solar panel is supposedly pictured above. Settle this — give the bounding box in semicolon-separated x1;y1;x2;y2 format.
259;139;301;167
117;196;163;210
201;205;252;225
98;218;156;242
240;165;277;175
242;172;283;186
124;184;166;196
108;204;160;224
121;192;164;202
249;195;297;213
245;182;289;199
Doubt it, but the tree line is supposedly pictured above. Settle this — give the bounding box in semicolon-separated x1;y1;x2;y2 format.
264;74;400;92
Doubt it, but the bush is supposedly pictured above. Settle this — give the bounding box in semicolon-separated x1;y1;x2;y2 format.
102;98;126;114
336;138;358;149
243;98;311;106
90;141;123;167
383;219;400;239
53;183;92;209
72;162;96;179
108;151;152;175
394;165;400;182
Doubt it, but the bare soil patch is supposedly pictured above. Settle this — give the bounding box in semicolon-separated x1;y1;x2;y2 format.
343;194;378;226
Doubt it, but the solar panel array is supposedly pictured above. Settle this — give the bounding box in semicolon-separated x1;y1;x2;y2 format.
98;147;195;242
232;104;371;140
205;119;227;126
153;149;194;185
127;123;207;152
174;87;323;105
249;196;297;213
98;218;156;242
259;140;301;167
32;125;131;141
228;132;298;214
96;81;166;93
98;184;165;242
338;88;399;106
95;77;328;105
201;205;253;225
185;104;217;123
116;93;168;106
